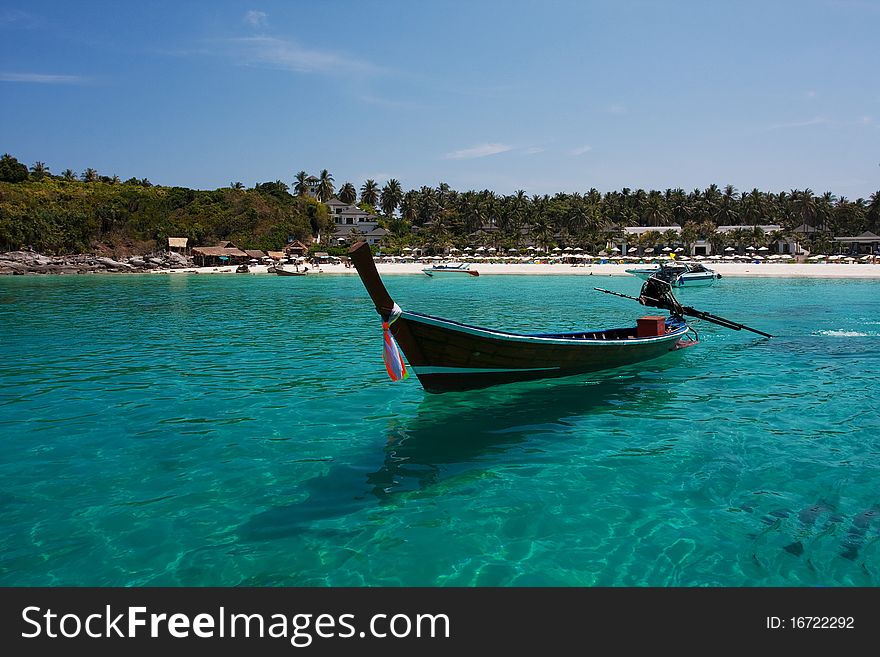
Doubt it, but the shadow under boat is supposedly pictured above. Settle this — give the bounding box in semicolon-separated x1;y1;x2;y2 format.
238;365;677;541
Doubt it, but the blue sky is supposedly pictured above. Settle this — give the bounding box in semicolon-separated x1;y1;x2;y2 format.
2;0;878;199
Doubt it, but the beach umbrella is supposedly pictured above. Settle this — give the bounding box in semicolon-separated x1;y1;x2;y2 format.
724;246;735;252
627;247;637;253
488;247;496;252
475;246;485;252
552;247;562;252
662;246;672;252
563;247;572;252
611;246;620;252
508;248;517;253
644;247;654;254
758;246;769;252
449;247;459;252
463;247;472;251
527;245;536;250
573;246;583;252
675;247;684;252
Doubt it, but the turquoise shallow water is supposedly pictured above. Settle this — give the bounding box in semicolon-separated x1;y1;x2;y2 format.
1;272;878;586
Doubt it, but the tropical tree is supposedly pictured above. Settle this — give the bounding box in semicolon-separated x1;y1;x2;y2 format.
866;191;880;233
360;179;379;207
30;161;50;180
230;181;245;189
0;154;29;182
380;179;403;217
81;168;99;183
62;169;76;181
338;182;357;204
293;171;310;197
791;188;818;229
313;169;334;202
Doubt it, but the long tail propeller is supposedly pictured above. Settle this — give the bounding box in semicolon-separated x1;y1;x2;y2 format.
594;276;773;338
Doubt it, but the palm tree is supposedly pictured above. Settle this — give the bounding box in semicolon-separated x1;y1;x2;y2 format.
791;188;818;229
293;171;310;197
866;191;880;233
315;169;334;202
82;168;99;182
62;168;76;181
30;161;49;180
360;179;379;207
399;190;418;224
338;182;357;204
230;181;245;189
380;179;403;217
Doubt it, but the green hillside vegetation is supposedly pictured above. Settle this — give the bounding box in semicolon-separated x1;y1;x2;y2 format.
3;153;879;256
0;155;331;255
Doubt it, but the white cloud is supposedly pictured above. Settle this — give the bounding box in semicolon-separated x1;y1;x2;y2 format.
523;147;545;155
0;72;86;84
570;145;593;156
244;11;268;28
767;117;830;130
356;94;427;111
443;143;513;160
228;36;382;76
0;9;36;26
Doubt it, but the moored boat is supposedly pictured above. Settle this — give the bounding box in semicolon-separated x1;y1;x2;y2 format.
349;241;694;393
625;262;721;287
274;263;308;276
421;262;479;277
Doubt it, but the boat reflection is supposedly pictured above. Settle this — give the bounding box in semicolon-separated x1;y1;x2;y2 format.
368;373;673;498
240;367;676;540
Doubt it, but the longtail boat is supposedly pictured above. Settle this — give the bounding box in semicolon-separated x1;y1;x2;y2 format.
421;263;480;277
349;241;702;394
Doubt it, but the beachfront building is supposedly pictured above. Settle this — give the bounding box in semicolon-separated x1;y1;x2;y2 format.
834;231;880;255
612;224;795;257
243;249;267;262
327;199;388;246
613;225;682;257
191;245;249;267
167;237;188;254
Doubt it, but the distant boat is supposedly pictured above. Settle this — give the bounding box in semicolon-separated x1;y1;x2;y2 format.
625;262;721;287
349;241;694;393
422;263;479;277
274;263;307;276
235;264;250;273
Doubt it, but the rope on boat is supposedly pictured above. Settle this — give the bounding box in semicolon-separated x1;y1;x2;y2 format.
382;303;409;381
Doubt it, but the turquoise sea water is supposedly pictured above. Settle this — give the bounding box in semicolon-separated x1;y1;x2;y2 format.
1;272;878;587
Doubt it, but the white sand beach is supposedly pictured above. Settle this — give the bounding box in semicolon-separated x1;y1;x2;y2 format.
154;260;880;279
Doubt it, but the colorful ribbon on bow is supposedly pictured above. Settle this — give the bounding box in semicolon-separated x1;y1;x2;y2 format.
382;303;408;381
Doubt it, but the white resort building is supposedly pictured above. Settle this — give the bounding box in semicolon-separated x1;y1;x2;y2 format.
326;199;388;246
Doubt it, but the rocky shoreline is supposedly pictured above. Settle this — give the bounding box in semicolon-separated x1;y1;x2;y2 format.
0;250;193;275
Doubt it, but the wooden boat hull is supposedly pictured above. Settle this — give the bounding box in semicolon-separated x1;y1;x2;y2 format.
349;241;691;393
389;311;687;392
275;269;307;276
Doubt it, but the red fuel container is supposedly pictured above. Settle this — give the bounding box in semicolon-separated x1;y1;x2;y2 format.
637;316;667;337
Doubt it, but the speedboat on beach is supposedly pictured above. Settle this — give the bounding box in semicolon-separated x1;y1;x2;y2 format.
625;262;720;287
421;263;479;277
